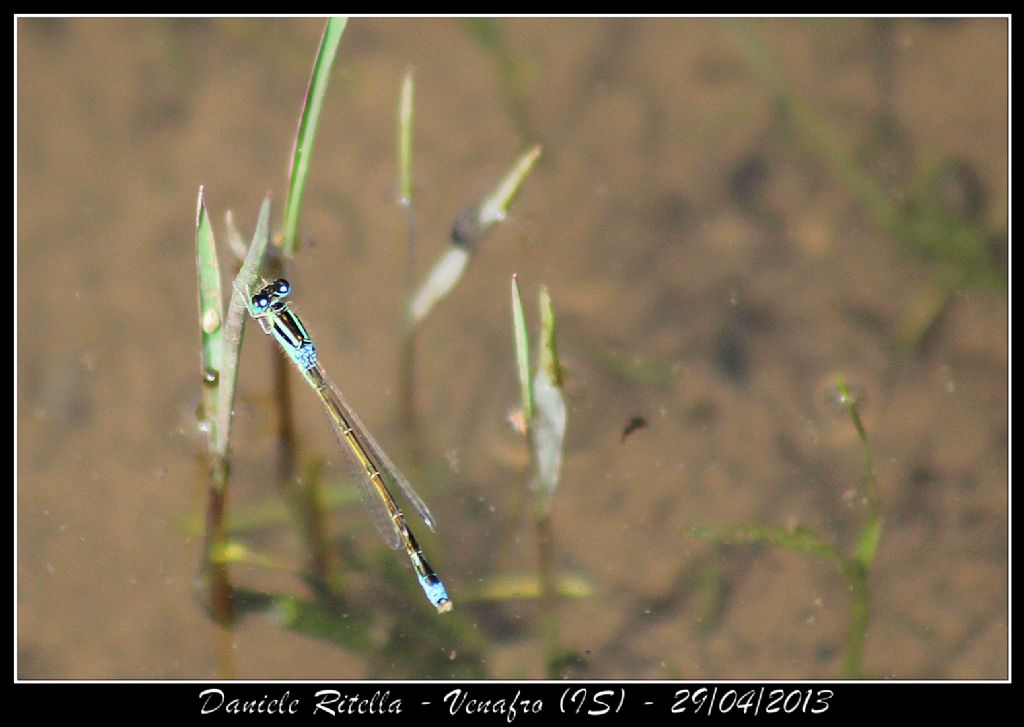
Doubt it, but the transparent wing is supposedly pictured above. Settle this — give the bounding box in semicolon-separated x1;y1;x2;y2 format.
309;365;438;550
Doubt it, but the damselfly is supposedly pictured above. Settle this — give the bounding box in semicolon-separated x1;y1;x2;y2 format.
238;277;451;613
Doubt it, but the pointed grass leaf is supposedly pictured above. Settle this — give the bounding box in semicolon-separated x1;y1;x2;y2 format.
281;16;347;258
511;274;533;424
477;144;542;231
195;186;223;448
397;66;415;207
531;286;566;512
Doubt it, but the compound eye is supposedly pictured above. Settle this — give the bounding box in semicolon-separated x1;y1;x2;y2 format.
272;279;291;297
252;292;272;311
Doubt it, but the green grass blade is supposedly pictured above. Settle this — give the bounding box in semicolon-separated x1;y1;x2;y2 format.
232;196;274;306
478;144;542;231
690;523;846;566
834;374;880;521
531;286;567;513
195;186;224;451
462;19;535;144
397;66;420;307
195;187;238;622
511;274;533;424
223;481;361;535
212;196;272;464
397;66;414;207
537;285;563;387
210;540;291;571
281;16;347;258
473;571;592;602
727;21;895;228
856;516;883;569
835;374;883;567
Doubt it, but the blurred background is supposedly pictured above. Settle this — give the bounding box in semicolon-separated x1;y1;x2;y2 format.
17;17;1007;679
